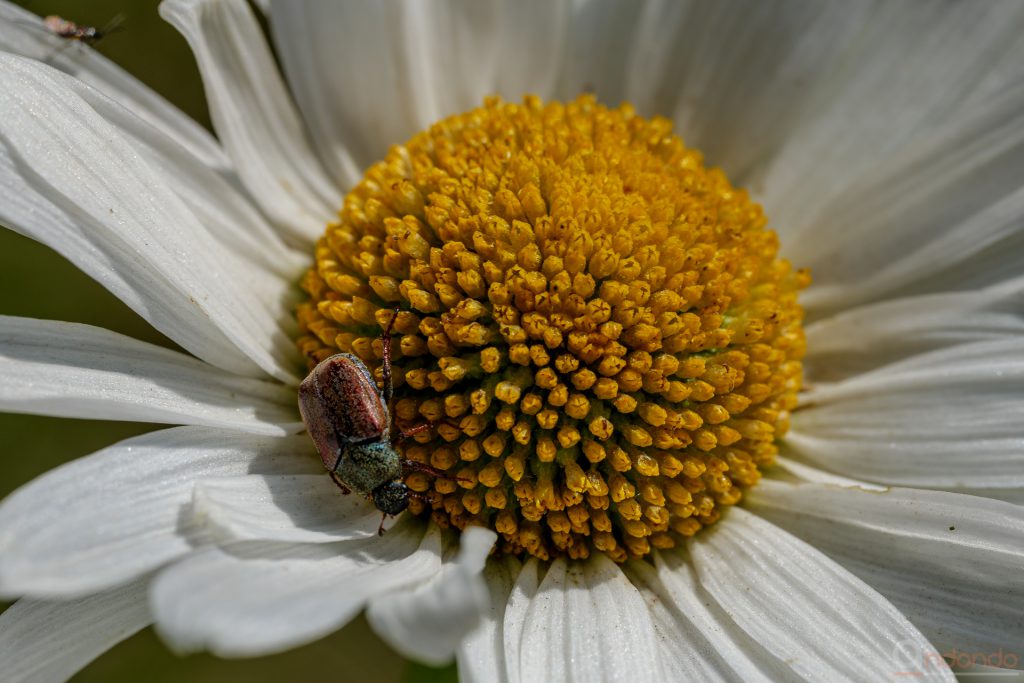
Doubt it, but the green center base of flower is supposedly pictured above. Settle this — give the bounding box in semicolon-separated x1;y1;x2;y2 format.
296;95;807;562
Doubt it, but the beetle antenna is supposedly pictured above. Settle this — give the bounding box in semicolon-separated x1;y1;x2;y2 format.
380;309;399;409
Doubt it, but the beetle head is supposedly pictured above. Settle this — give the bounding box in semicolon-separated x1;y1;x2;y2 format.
372;480;410;516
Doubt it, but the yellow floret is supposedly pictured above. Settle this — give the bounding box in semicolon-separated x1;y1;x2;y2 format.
296;95;807;561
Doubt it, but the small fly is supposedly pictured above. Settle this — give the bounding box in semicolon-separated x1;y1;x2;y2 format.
40;13;124;48
298;311;455;534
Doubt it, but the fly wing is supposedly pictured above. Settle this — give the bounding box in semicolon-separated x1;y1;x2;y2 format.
298;354;387;471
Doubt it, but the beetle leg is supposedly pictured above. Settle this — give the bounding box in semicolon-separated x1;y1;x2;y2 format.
396;421;434;442
408;490;431;502
329;471;351;495
377;512;389;536
401;458;446;477
400;459;474;484
394;418;460;444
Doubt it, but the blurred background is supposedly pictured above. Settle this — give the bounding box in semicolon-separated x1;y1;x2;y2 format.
0;1;452;680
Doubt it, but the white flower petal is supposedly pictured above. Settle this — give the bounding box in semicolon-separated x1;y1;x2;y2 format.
132;147;307;288
192;475;380;544
772;454;885;491
804;276;1024;382
690;507;954;682
456;556;520;683
389;1;490;134
0;576;151;683
556;0;645;106
0;426;319;599
490;1;569;103
948;487;1024;507
367;526;497;665
0;33;294;288
748;481;1024;661
627;1;869;181
0;316;299;433
160;0;339;243
500;557;538;683
760;2;1024;250
49;69;309;281
0;45;305;287
0;0;228;170
503;555;666;683
151;520;441;657
269;0;569;183
0;55;300;383
795;81;1024;315
790;338;1024;491
625;553;787;682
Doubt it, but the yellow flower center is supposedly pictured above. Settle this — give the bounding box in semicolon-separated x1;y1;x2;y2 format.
296;95;808;562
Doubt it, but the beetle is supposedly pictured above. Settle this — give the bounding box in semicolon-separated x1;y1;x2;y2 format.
298;311;450;534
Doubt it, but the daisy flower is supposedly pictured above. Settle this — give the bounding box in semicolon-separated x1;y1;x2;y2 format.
1;0;1024;681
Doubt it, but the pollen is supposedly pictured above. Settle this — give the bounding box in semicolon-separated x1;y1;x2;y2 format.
296;95;808;562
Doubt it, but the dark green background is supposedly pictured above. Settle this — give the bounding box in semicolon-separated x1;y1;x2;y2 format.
0;1;454;681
